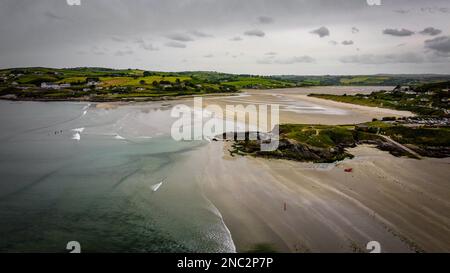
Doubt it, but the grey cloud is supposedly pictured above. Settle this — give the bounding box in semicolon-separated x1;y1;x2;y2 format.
265;52;277;56
342;40;354;45
258;16;274;24
112;36;126;42
167;33;194;42
259;55;315;65
310;27;329;38
383;28;415;37
191;30;214;38
420;27;442;36
1;0;450;74
114;49;133;56
277;56;315;64
135;39;159;51
230;36;243;41
420;7;450;14
244;29;265;37
204;54;214;58
91;46;107;56
165;41;187;48
393;9;410;14
351;27;359;34
340;53;425;64
44;11;64;20
424;36;450;56
329;40;338;46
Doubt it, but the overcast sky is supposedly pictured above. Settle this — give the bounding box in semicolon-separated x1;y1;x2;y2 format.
0;0;449;75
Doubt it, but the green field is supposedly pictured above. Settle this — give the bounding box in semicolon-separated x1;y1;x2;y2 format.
1;67;450;101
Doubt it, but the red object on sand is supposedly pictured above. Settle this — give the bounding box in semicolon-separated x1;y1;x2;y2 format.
344;168;353;173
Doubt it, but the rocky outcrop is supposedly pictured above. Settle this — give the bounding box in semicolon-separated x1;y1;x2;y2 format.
233;138;354;163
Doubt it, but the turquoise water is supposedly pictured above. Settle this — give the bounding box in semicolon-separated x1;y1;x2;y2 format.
0;100;235;253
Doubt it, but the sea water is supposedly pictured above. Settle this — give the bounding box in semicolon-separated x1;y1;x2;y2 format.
0;100;235;253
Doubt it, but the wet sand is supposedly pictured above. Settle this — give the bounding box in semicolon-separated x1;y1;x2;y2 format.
199;143;450;253
196;87;449;253
204;87;412;126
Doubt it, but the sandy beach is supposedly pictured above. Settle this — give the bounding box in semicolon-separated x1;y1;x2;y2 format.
197;87;450;253
199;142;450;253
204;87;413;127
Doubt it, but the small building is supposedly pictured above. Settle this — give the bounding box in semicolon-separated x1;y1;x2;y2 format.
87;81;100;86
41;82;70;89
41;82;61;89
355;123;369;132
394;85;411;92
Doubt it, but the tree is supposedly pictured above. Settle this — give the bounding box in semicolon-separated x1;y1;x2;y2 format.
152;81;159;87
143;71;151;77
139;80;146;85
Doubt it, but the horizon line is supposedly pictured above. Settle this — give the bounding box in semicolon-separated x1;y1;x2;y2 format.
1;66;450;78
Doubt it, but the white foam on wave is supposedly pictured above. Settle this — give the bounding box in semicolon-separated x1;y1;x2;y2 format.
72;132;81;141
82;104;91;111
72;128;85;133
114;134;126;140
150;181;163;192
137;136;153;139
71;128;85;141
81;104;91;116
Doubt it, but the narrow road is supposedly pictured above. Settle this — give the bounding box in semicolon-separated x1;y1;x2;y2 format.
379;135;422;159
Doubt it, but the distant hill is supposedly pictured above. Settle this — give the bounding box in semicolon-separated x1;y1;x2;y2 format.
1;67;450;101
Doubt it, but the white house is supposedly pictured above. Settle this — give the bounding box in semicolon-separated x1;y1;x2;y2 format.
41;82;61;89
87;81;100;86
41;82;70;89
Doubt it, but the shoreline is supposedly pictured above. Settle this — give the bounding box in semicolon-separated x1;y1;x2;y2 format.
294;94;415;118
195;87;446;253
199;142;450;253
0;85;397;103
0;91;244;103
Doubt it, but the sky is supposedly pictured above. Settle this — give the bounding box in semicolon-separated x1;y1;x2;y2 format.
0;0;449;75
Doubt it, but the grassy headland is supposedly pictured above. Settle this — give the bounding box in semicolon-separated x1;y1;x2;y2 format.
231;81;449;162
231;122;450;163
